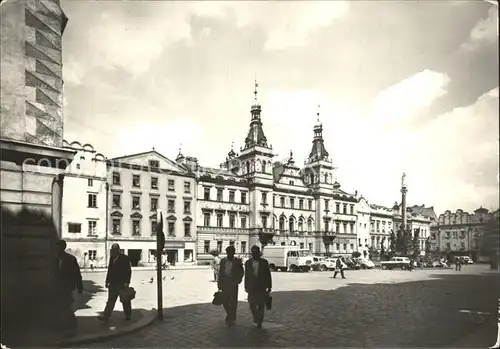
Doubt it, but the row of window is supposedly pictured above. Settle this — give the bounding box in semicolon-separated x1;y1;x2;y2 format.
203;240;247;254
112;171;192;194
68;221;98;235
443;231;467;239
111;218;192;237
112;193;191;213
203;187;247;203
203;213;248;228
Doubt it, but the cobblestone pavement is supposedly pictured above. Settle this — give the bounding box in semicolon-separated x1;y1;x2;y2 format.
76;265;499;348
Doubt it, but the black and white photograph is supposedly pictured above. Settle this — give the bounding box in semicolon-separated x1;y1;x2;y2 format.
1;0;499;347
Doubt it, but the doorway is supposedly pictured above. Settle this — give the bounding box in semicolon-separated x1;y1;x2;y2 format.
166;249;178;265
128;249;142;266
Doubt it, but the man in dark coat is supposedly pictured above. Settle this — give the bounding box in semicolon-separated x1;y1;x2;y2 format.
333;257;346;279
98;243;132;320
55;239;83;335
218;245;244;325
244;245;272;329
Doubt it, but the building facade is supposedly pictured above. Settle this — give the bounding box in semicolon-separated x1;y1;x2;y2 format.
61;141;107;267
369;204;394;251
431;207;493;259
106;151;198;266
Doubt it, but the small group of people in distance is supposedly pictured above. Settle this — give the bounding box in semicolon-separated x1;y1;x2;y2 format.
55;240;133;336
217;245;272;328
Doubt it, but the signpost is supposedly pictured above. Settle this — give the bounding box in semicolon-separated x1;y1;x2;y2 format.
156;209;165;321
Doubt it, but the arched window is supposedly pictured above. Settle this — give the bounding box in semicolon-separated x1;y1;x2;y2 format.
324;173;328;183
289;218;294;232
262;160;266;173
298;219;303;231
246;161;250;174
279;217;285;231
309;173;314;184
307;218;313;232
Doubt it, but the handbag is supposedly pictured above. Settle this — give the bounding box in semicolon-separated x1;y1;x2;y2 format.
212;291;224;306
265;294;272;310
119;286;136;301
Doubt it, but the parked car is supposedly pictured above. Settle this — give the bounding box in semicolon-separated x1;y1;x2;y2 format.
344;257;361;270
380;257;411;270
320;258;337;271
358;258;375;269
311;256;326;271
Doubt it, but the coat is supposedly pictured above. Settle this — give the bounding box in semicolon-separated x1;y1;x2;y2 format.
244;258;272;296
105;253;132;286
56;252;83;293
218;257;244;290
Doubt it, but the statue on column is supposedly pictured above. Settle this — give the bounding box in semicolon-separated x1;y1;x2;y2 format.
401;172;407;188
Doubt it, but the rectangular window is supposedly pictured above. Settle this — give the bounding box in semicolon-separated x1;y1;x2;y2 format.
184;249;193;262
343;204;347;214
184;181;191;194
132;174;140;188
309;243;313;251
88;250;97;261
168;180;175;191
149;160;159;169
88;178;93;187
262;216;268;229
350;205;354;215
132;220;140;236
299;242;304;249
241;216;247;228
204;187;210;200
335;222;340;234
167;199;175;213
112;194;121;208
308;200;313;210
350;244;354;250
204;240;210;253
241;241;247;254
261;192;267;205
290;198;295;209
325;221;329;232
241;192;246;204
217;240;223;253
336;203;340;213
68;223;81;233
229;214;235;228
88;194;97;208
151;219;157;235
299;199;304;210
184;223;191;237
112;219;121;234
168;222;175;236
132;196;140;210
289;180;294;185
350;222;354;234
151;177;159;189
343;243;347;250
112;172;120;185
229;190;235;203
343;222;347;233
204;213;211;226
87;220;97;235
217;188;223;201
184;200;191;214
280;197;285;207
150;197;158;211
452;231;457;238
217;214;223;227
336;243;340;250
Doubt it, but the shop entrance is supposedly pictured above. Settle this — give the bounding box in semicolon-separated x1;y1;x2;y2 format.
166;249;178;265
128;249;142;266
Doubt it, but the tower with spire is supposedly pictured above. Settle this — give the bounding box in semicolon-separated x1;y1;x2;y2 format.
236;80;275;245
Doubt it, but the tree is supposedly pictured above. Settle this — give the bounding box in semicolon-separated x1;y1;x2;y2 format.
389;230;397;251
413;228;421;258
425;237;431;255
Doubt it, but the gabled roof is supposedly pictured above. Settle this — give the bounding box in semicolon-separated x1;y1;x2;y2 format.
109;150;187;172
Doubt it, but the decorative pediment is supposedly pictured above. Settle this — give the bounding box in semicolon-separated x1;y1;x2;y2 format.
110;211;123;217
308;215;314;221
166;215;177;221
289;214;296;220
109;150;187;173
299;214;305;220
130;212;143;219
183;216;193;222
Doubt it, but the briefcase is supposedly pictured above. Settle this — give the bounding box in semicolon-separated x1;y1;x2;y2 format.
212;291;224;306
119;286;136;301
266;295;272;310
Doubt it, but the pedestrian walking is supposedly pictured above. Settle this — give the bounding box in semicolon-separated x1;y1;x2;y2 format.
212;254;221;282
54;239;83;337
217;246;244;326
333;257;347;279
98;243;133;321
455;257;462;271
244;245;272;329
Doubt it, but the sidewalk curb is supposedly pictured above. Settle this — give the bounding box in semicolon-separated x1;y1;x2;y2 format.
56;308;156;347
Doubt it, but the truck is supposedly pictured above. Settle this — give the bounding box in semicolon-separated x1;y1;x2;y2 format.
262;246;314;272
380;256;411;270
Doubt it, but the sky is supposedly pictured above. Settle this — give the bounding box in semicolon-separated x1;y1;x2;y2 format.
60;0;499;215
